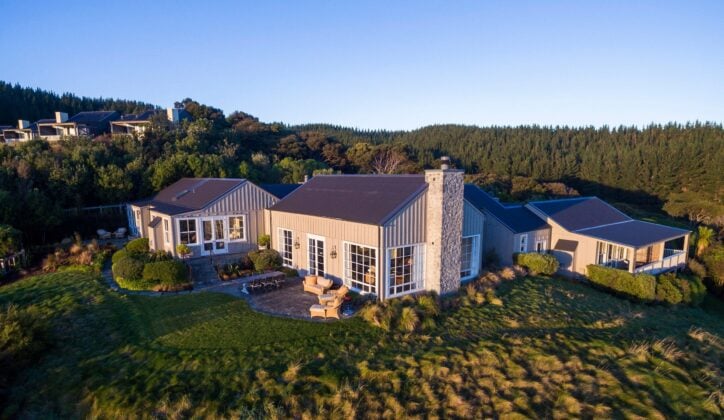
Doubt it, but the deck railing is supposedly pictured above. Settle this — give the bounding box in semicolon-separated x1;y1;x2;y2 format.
634;249;686;275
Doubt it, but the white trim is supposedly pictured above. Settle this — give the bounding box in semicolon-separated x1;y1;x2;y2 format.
460;234;481;281
177;217;199;245
307;234;326;276
277;227;293;268
341;240;378;295
386;243;425;298
518;233;528;253
163;218;170;244
227;214;247;242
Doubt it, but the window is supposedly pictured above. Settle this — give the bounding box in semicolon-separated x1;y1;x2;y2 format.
460;235;480;279
179;219;197;244
229;216;245;241
279;229;293;267
519;234;528;253
535;239;546;253
388;244;424;296
596;241;629;266
308;236;325;276
344;243;377;294
163;219;170;244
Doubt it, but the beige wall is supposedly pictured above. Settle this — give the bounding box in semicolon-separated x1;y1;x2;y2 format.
269;210;380;287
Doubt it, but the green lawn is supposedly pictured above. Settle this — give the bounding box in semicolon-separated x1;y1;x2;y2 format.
1;272;722;418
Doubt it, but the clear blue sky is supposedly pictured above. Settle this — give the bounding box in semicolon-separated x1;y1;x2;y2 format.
1;0;722;130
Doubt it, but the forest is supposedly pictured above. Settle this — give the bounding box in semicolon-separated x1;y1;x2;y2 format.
0;82;722;249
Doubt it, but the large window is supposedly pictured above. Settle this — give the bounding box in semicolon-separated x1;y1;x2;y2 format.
344;243;377;294
519;234;528;253
163;219;170;244
388;244;424;297
596;241;629;267
228;216;245;241
279;229;293;267
460;235;480;280
179;219;197;244
308;236;325;276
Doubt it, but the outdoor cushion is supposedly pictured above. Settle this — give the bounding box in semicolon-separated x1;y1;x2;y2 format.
305;275;317;285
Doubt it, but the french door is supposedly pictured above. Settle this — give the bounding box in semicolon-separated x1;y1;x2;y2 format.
201;217;227;256
308;235;325;276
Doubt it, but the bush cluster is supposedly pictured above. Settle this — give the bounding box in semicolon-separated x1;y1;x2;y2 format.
112;256;144;282
586;265;706;305
513;252;559;275
247;249;282;271
701;244;724;296
125;238;149;255
41;238;110;274
142;260;191;291
359;293;440;333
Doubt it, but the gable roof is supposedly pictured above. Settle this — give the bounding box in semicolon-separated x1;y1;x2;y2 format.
527;197;631;231
259;184;301;199
268;175;427;225
577;220;690;248
147;178;247;215
68;111;120;124
463;185;549;234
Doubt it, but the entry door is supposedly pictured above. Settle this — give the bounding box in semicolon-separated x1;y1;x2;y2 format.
308;236;325;276
201;218;227;256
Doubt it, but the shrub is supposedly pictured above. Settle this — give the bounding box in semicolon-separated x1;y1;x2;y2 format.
514;252;559;275
656;274;683;304
142;260;190;291
112;256;145;282
586;265;656;302
687;258;707;279
125;238;149;255
258;234;271;248
280;267;299;278
701;244;724;296
248;249;282;271
176;243;192;259
0;305;48;391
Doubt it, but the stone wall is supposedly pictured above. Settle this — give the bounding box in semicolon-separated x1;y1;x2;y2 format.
424;169;464;295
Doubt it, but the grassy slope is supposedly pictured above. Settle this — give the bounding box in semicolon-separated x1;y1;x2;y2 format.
1;272;722;418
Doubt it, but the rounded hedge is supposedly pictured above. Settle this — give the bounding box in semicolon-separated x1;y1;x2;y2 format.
125;238;149;255
111;249;129;264
513;252;559;275
248;249;282;271
112;256;144;282
142;260;190;291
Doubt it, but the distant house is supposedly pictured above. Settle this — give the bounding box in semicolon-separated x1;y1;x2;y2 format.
526;197;690;276
0;125;13;143
2;119;54;143
266;164;485;300
110;107;192;135
464;185;551;266
37;111;120;140
129;178;279;258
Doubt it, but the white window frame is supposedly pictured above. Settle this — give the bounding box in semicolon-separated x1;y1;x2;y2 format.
178;218;198;245
460;235;480;281
228;215;247;242
163;219;170;244
342;241;378;294
535;239;547;253
307;234;326;276
278;228;293;268
519;234;528;253
387;243;425;298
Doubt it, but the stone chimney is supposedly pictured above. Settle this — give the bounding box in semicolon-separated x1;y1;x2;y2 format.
167;107;181;124
18;120;30;129
55;112;68;123
424;157;464;295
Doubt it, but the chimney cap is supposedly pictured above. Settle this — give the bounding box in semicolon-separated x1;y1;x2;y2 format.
440;156;451;170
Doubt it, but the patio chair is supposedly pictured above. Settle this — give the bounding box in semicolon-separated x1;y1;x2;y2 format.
113;227;127;238
97;229;111;239
303;275;333;295
309;297;343;320
318;285;349;305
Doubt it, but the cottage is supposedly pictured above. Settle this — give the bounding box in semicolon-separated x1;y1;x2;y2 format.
129;178;279;258
2;118;54;143
37;111;120;140
266;162;485;300
110;107;192;135
526;197;690;276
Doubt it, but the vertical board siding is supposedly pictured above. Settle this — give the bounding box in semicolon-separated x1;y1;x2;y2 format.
382;192;426;248
462;201;485;237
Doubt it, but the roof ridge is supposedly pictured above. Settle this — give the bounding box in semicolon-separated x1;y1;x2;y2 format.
575;219;634;232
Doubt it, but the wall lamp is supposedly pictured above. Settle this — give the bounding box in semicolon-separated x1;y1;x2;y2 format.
330;245;338;259
294;237;300;249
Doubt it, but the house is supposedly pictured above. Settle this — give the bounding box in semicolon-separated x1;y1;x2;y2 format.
0;125;13;143
110;107;192;135
526;197;691;276
266;161;485;300
2;119;54;143
464;185;551;266
129;178;279;257
37;111;120;140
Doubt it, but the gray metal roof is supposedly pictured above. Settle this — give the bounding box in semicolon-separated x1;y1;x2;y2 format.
527;197;632;231
578;220;690;248
464;185;549;234
68;111;120;124
268;175;427;225
118;110;158;121
147;178;246;215
259;184;301;199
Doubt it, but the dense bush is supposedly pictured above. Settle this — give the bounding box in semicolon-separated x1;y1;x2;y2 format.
586;265;656;302
656;273;707;305
112;256;144;282
125;238;149;255
111;249;129;265
701;244;724;297
280;267;299;278
0;224;22;256
142;260;190;291
248;249;282;271
655;274;683;304
0;304;48;394
513;252;560;275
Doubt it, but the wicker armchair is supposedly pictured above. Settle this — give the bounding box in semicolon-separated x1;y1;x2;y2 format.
303;275;332;295
309;297;343;319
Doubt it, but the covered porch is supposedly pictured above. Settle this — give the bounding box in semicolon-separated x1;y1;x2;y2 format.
588;220;690;275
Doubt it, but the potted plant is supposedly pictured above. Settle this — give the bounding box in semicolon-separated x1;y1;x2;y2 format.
258;234;271;250
176;243;192;259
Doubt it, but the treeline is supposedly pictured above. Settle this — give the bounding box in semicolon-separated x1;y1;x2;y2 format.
0;81;157;126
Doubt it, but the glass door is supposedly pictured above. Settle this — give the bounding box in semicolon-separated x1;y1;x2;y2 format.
214;218;227;253
201;217;227;256
308;235;325;276
202;219;214;256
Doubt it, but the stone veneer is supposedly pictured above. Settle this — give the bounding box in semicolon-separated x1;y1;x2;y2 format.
424;168;464;294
